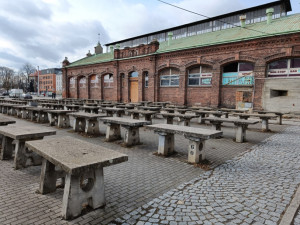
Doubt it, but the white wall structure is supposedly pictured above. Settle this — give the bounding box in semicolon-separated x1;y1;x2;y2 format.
56;71;62;95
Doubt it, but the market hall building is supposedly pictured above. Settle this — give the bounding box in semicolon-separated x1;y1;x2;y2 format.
62;0;300;112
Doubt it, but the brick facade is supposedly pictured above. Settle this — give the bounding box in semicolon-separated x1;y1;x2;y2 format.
62;33;300;109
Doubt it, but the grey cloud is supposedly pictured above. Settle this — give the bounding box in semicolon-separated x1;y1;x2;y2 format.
0;51;28;68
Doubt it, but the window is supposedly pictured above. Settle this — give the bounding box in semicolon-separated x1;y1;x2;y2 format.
144;72;149;87
188;65;212;86
222;62;254;85
90;75;99;88
79;77;86;88
268;58;300;77
130;72;138;78
104;74;113;88
160;68;179;87
270;90;288;97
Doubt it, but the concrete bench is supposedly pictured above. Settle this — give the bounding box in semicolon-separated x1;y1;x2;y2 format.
254;110;284;125
0;116;16;126
126;109;157;123
193;110;229;123
65;105;81;111
26;107;49;123
46;110;77;128
80;106;99;114
10;105;33;117
67;112;107;135
0;103;15;114
138;106;161;111
159;113;198;126
202;117;259;143
99;117;151;146
100;107;125;117
0;125;56;169
25;136;128;219
41;103;65;110
146;124;222;163
233;113;277;131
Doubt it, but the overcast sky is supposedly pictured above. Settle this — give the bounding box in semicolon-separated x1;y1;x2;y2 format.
0;0;299;71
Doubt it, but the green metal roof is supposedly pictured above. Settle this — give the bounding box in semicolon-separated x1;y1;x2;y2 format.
66;14;300;68
157;13;300;53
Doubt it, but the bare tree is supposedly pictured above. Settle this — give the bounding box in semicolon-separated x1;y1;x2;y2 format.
20;63;35;91
0;66;15;91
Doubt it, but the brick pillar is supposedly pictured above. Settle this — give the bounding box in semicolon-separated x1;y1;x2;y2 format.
253;60;266;110
86;76;90;99
181;70;188;105
138;70;143;102
210;64;221;108
75;77;79;99
62;68;68;98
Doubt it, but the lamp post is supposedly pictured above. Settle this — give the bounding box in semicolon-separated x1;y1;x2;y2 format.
37;66;39;97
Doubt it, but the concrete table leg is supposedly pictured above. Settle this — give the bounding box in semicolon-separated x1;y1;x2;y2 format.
14;139;43;169
61;168;105;220
235;124;248;143
40;112;49;123
48;113;56;126
105;123;121;141
277;115;282;125
156;132;174;156
185;136;206;163
123;126;140;146
261;118;269;131
22;110;28;119
58;114;70;128
178;118;190;126
39;159;58;194
131;113;139;120
30;111;36;121
144;114;152;123
0;136;14;160
198;114;205;124
164;117;173;125
85;119;100;135
211;122;222;131
74;118;85;132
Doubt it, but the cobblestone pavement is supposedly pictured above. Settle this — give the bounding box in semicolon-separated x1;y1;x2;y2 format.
0;114;298;225
114;126;300;225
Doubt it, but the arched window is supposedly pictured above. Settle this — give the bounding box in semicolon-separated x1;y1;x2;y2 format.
129;71;139;78
79;77;86;88
104;74;113;88
268;58;300;77
222;62;254;85
69;77;75;88
160;68;179;87
188;65;212;86
144;72;149;87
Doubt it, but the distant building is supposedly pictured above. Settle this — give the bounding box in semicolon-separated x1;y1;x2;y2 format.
29;70;39;92
39;68;61;94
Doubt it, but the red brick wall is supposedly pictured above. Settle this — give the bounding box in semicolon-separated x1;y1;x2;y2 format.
186;87;213;106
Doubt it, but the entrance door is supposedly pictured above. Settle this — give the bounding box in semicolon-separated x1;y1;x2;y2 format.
130;77;138;102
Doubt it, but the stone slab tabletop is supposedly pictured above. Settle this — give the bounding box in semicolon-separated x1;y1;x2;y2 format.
254;110;284;115
194;110;228;115
0;103;17;107
25;136;128;175
146;124;222;139
101;107;125;112
138;106;161;111
99;117;151;126
202;117;259;125
26;107;48;112
80;106;100;109
67;112;107;119
189;107;215;111
127;110;157;115
159;113;197;118
0;125;56;140
115;105;135;109
11;105;33;109
219;108;249;113
165;105;187;109
45;110;77;114
233;113;277;119
0;117;16;125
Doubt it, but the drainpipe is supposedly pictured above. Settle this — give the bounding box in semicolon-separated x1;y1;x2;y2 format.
266;8;274;25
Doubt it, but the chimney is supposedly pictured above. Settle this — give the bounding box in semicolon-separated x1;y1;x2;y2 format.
266;8;274;24
94;42;103;55
86;50;92;57
168;32;173;46
239;15;246;28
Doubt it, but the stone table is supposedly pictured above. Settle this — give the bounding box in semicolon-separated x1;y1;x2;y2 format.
0;125;56;169
146;124;222;163
25;136;128;219
99;117;151;146
45;110;77;128
159;113;198;126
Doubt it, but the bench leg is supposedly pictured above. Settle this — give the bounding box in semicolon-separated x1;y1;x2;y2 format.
123;126;140;146
85;119;100;135
277;115;282;125
74;118;85;132
211;122;222;131
261;119;269;131
131;113;139;120
186;136;206;163
0;136;14;160
164;117;173;125
61;168;105;220
156;132;174;156
22;110;28;119
14;139;43;169
40;112;49;123
105;123;121;141
144;115;152;124
178;118;190;126
58;115;70;128
48;113;56;126
198;115;205;124
235;125;247;143
39;159;57;194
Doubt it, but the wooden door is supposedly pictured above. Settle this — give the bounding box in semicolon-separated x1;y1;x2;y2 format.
130;78;138;102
